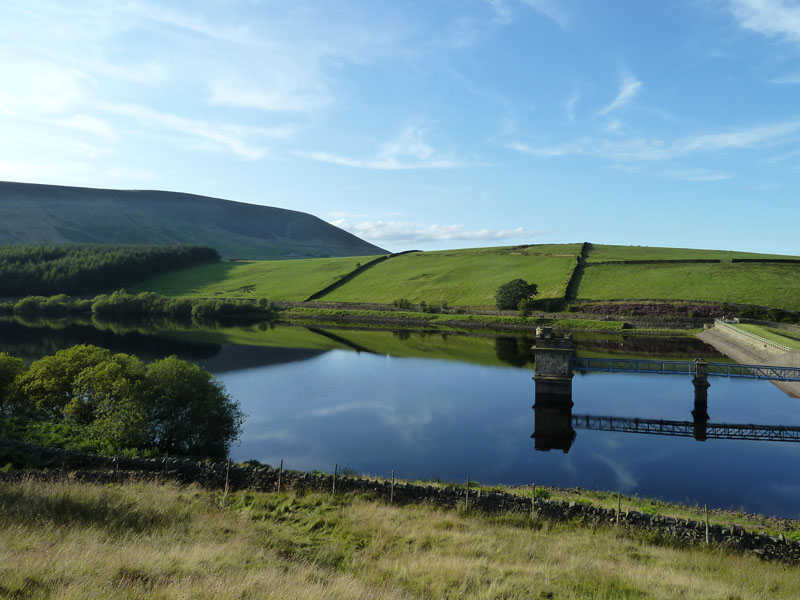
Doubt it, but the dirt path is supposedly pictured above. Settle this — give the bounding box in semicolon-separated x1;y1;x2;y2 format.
697;327;800;398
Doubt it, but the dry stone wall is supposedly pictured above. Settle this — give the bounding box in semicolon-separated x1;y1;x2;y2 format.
1;440;798;564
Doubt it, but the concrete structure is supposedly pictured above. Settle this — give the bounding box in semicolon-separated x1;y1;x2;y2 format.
532;327;576;452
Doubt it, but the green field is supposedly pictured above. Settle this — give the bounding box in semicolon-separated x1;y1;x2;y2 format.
322;245;580;306
577;262;800;311
132;242;800;315
586;244;798;263
131;256;381;300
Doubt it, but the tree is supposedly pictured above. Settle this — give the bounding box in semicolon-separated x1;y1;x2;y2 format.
144;356;244;458
18;345;112;419
72;353;148;450
0;352;25;416
495;279;538;310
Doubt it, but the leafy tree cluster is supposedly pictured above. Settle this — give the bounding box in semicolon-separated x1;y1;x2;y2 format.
495;279;538;311
0;345;243;458
4;291;280;323
0;244;220;296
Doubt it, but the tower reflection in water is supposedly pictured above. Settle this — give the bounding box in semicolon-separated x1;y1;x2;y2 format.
530;329;800;452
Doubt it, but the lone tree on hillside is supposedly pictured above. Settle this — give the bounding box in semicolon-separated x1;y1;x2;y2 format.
495;278;538;310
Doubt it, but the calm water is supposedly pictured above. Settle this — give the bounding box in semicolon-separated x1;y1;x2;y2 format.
3;318;799;517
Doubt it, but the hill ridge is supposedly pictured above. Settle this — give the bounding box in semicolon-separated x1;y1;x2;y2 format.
0;181;386;260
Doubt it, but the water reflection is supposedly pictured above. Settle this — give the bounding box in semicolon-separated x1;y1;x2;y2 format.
533;367;800;452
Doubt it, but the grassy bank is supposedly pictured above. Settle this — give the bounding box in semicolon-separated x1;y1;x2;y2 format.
730;324;800;350
1;478;798;599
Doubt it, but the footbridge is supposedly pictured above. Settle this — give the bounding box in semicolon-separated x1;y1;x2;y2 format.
570;358;800;382
572;414;800;443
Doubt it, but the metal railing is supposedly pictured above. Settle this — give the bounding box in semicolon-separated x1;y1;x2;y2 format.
573;414;800;443
714;318;792;352
571;357;800;381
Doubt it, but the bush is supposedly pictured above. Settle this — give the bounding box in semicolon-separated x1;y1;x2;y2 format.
496;279;538;310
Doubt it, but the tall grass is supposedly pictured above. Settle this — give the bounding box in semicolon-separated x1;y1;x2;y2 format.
2;478;798;599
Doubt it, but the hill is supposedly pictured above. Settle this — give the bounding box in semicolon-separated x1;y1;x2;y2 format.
135;244;581;305
134;242;800;314
0;181;386;259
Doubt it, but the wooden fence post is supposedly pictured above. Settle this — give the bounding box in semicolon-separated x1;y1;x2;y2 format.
617;493;621;526
705;504;710;546
390;470;395;505
278;459;283;493
465;475;470;510
332;464;337;495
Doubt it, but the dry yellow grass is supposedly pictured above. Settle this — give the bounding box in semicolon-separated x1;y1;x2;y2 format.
1;478;798;599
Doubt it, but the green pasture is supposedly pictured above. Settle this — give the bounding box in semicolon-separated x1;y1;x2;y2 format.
577;262;800;311
132;255;381;301
322;245;580;306
586;244;799;263
731;324;800;350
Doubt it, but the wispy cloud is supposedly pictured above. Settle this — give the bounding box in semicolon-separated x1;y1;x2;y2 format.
565;90;581;121
120;1;254;45
597;73;643;116
331;219;546;243
519;0;569;27
485;0;514;25
508;118;800;162
300;124;464;170
101;103;291;159
729;0;800;42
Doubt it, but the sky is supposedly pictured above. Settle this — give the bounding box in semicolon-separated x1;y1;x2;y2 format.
1;0;800;255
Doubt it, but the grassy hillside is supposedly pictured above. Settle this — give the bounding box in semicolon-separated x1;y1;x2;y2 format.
577;262;800;311
2;479;798;599
132;255;382;300
586;244;797;262
133;242;800;314
322;245;581;306
0;181;386;259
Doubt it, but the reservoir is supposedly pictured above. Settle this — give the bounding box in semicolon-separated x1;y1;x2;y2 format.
3;318;799;518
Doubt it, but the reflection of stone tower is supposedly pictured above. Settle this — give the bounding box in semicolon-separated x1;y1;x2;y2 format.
532;327;576;452
692;358;710;441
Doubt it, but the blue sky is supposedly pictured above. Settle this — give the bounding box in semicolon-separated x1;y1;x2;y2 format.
1;0;799;254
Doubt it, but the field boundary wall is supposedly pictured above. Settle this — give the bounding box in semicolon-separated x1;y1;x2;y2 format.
1;439;798;564
304;250;419;302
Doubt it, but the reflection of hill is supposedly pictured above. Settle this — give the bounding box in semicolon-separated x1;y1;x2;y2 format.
0;319;220;364
195;344;327;373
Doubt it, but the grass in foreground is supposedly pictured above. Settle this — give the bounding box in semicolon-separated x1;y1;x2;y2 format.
1;478;799;599
132;255;382;301
577;262;800;311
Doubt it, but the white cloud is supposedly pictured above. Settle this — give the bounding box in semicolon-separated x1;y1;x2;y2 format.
101;103;286;159
565;90;581;121
53;114;118;140
331;219;545;243
485;0;514;25
120;1;254;45
300;124;464;170
597;73;643;116
508;119;800;162
519;0;569;27
729;0;800;42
